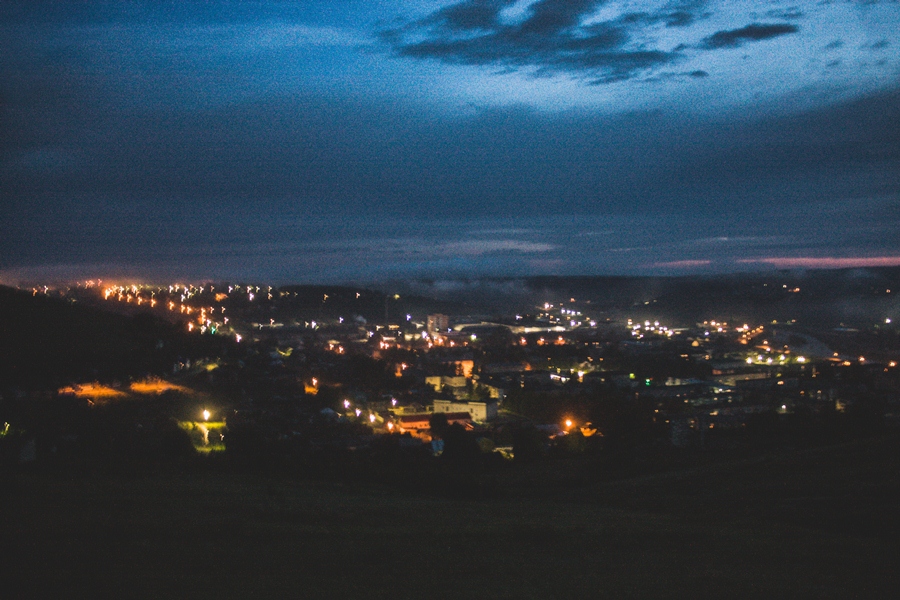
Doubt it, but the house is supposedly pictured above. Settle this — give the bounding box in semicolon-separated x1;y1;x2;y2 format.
394;411;472;435
432;399;498;422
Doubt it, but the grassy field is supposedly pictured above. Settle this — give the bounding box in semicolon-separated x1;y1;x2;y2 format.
2;435;898;599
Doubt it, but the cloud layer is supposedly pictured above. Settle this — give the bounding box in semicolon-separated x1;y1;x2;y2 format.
382;0;802;83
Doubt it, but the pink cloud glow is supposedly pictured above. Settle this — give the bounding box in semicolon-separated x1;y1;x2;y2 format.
739;257;900;268
651;259;712;269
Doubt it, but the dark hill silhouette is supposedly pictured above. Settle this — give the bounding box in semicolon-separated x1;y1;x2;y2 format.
0;286;222;389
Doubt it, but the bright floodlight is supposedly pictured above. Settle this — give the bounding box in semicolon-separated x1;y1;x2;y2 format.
202;409;210;421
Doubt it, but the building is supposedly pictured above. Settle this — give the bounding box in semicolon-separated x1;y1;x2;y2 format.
427;314;450;337
432;399;498;422
395;411;472;436
425;375;468;398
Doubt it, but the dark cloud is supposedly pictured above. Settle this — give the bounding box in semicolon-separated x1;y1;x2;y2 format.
617;1;711;28
382;0;681;83
428;0;510;32
517;0;596;35
863;39;890;49
663;1;711;27
664;11;696;27
765;8;804;20
702;23;799;49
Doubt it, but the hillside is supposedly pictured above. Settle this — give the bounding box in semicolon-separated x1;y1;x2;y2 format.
2;433;898;598
0;286;223;389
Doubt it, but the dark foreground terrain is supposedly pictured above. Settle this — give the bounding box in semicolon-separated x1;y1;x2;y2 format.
3;433;898;599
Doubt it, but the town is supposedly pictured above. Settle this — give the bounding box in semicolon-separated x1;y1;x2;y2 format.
3;270;898;472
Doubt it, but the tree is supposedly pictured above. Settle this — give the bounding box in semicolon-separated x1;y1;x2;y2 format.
512;425;546;463
441;423;480;464
429;412;449;438
469;383;491;402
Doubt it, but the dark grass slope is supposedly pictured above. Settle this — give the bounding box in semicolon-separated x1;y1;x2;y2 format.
3;434;898;599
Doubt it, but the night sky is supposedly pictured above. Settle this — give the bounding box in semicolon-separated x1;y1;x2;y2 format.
2;1;899;284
